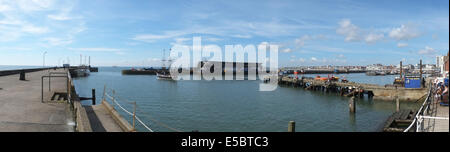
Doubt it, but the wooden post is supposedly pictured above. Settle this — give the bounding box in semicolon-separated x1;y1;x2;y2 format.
396;98;400;112
419;59;423;88
92;89;96;105
399;61;402;79
288;121;295;132
349;97;355;113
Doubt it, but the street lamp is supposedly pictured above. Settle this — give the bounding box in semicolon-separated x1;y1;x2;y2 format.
43;51;47;68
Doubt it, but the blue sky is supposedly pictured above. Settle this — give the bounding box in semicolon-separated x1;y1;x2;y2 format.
0;0;448;67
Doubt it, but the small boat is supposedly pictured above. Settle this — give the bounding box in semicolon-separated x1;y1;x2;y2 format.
315;75;340;81
75;68;90;77
315;76;328;81
157;72;175;80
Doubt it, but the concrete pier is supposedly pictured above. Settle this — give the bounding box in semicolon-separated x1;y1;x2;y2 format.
0;68;127;132
0;69;74;131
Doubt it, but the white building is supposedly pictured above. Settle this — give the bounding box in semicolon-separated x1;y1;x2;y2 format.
436;56;445;75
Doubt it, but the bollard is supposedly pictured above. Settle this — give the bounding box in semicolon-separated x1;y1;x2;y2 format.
92;89;96;105
288;121;295;132
349;97;355;113
19;71;25;80
396;98;400;112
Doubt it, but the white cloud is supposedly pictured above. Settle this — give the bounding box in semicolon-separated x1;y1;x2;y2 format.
311;57;318;62
43;37;73;46
21;25;48;34
336;19;361;42
295;35;310;47
148;58;161;62
298;58;305;62
69;47;122;52
259;41;269;46
0;0;83;44
205;37;223;42
232;34;252;39
133;31;185;43
389;24;420;40
16;0;55;12
0;2;12;12
418;46;437;55
48;14;71;21
174;37;191;44
0;46;31;51
365;33;384;44
282;48;292;53
397;43;408;48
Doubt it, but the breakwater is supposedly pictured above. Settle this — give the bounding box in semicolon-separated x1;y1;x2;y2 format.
0;67;56;77
276;76;428;102
280;69;366;74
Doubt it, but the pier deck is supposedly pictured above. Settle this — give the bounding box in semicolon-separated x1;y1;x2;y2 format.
422;102;449;132
0;69;74;132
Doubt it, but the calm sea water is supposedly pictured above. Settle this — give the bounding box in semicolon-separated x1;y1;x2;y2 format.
0;65;45;71
70;67;421;132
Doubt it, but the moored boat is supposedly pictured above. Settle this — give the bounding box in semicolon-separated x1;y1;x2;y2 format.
157;72;175;80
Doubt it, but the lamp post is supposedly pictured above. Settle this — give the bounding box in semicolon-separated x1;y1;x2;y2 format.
43;51;47;68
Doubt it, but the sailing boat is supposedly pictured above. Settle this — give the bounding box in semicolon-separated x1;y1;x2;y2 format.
156;48;175;80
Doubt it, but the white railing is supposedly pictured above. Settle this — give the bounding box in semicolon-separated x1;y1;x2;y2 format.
102;86;183;132
404;83;449;132
403;84;432;132
103;90;154;132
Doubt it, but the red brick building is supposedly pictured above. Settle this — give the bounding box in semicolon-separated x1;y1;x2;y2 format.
445;52;449;75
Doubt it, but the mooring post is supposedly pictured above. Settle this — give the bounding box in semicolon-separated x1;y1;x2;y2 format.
288;121;295;132
92;89;96;105
396;98;400;112
19;70;25;80
349;97;355;113
419;59;423;88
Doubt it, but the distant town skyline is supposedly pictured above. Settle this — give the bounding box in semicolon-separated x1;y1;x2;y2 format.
0;0;448;67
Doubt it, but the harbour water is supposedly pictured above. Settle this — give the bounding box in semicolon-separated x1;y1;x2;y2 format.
71;67;421;132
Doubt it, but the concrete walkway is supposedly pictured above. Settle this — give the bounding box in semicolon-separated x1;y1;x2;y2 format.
0;69;74;132
422;101;449;132
85;104;123;132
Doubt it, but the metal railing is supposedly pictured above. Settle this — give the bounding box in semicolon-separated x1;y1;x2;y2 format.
102;86;154;132
403;83;449;132
40;70;74;104
101;86;183;132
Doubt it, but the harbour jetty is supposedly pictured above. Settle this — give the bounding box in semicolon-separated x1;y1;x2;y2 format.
122;68;169;75
276;76;428;102
0;67;136;132
280;68;366;74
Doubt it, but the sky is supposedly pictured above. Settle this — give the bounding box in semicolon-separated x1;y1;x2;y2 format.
0;0;448;67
